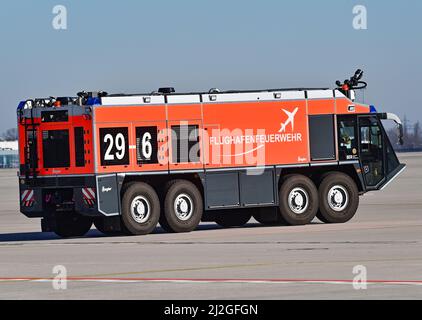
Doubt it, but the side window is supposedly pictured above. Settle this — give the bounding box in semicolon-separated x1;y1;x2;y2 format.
360;118;382;153
136;126;158;164
99;127;129;166
385;138;400;174
338;117;358;160
171;125;200;163
380;120;400;175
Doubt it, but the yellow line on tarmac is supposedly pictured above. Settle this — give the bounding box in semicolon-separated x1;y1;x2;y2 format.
75;262;273;278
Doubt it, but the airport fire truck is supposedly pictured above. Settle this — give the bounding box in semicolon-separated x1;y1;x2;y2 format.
17;70;405;237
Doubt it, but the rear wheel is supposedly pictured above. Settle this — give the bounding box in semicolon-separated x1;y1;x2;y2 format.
215;209;252;228
278;175;318;225
94;217;123;236
54;213;92;238
317;172;359;223
121;182;160;235
160;180;203;233
253;207;283;226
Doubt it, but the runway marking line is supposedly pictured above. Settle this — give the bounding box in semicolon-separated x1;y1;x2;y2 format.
75;263;272;278
0;277;422;286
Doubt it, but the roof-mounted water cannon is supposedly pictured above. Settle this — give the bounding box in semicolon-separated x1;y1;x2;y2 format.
336;69;368;100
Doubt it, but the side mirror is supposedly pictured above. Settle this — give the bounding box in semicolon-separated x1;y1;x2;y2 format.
398;123;404;146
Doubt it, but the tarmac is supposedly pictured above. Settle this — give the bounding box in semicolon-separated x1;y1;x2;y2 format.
0;153;421;299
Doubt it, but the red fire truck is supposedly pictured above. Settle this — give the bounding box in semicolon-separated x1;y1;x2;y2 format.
17;70;405;237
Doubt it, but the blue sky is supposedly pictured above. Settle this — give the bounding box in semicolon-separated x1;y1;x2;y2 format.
0;0;421;130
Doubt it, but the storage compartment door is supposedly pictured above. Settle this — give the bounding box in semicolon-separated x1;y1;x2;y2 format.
309;115;336;161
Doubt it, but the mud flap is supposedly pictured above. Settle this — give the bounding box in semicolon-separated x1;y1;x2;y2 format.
96;174;120;216
19;186;43;217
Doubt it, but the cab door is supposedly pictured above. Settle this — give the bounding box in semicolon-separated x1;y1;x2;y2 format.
358;116;386;188
337;115;359;161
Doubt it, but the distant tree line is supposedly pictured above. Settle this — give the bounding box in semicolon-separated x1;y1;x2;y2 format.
0;128;18;141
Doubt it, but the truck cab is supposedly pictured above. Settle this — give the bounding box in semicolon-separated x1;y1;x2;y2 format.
337;113;405;190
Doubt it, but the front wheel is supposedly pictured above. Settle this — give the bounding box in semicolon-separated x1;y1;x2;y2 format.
278;175;319;225
121;182;160;235
317;172;359;223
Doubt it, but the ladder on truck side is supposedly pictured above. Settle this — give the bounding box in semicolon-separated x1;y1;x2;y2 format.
21;108;39;179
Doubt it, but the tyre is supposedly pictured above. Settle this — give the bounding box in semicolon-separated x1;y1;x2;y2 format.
93;217;123;236
278;175;318;225
160;180;203;233
54;213;92;238
215;209;252;228
121;182;160;235
317;172;359;224
253;207;283;226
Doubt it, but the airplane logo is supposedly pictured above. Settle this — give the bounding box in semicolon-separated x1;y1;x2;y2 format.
278;107;299;132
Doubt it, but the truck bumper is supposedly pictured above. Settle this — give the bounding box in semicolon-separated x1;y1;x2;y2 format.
18;175;102;218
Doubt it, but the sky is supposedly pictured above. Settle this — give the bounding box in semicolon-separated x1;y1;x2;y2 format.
0;0;421;131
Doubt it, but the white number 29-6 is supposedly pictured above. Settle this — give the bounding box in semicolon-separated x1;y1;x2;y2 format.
141;132;152;159
104;133;125;161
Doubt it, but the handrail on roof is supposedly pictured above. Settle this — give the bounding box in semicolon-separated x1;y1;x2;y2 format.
106;87;331;97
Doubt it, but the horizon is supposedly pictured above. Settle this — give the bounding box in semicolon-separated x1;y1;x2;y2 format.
1;0;421;131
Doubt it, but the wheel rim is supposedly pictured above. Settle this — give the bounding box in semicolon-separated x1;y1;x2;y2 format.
327;185;349;212
174;193;194;221
130;196;151;224
288;187;309;214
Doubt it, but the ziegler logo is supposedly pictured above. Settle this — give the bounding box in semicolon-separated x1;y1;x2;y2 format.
279;107;299;133
102;186;112;193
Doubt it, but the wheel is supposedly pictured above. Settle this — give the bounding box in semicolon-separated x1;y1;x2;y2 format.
93;217;123;236
278;175;318;225
54;213;92;238
253;207;283;226
317;172;359;224
160;180;203;233
121;182;160;235
215;209;252;228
